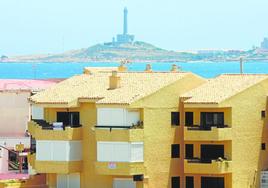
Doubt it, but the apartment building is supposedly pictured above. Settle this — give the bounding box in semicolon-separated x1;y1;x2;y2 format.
27;67;205;188
0;79;58;175
180;74;268;188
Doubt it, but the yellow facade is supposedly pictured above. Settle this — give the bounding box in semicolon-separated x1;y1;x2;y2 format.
27;72;268;188
28;71;206;188
180;75;268;188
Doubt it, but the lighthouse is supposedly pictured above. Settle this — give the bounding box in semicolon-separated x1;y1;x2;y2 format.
123;7;128;35
113;7;135;45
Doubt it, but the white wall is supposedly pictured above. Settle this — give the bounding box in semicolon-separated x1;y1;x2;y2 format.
31;105;44;120
97;142;144;162
97;108;140;127
57;173;80;188
0;92;30;136
36;140;82;161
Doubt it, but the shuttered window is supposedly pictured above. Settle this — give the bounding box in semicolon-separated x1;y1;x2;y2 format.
97;142;144;162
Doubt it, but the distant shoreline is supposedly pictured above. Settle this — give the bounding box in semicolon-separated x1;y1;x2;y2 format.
1;58;268;64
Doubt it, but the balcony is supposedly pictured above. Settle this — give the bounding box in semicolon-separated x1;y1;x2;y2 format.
28;120;82;141
184;125;232;141
184;159;232;174
95;126;144;142
95;162;145;176
28;153;82;174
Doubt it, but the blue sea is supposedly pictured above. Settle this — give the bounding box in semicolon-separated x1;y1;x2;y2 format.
1;61;268;79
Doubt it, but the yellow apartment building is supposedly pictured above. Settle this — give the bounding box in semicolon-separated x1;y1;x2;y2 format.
180;74;268;188
27;67;205;188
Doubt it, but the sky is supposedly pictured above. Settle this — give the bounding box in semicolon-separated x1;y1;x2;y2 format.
0;0;268;55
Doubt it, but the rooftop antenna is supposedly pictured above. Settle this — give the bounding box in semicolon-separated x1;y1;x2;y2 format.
240;57;244;74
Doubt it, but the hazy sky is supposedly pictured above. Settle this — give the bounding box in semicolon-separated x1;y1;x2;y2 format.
1;0;268;55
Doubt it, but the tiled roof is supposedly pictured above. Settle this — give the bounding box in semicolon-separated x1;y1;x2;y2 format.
30;72;190;105
182;74;268;104
0;79;61;91
84;67;119;73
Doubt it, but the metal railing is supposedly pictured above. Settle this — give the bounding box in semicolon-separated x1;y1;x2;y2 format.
95;125;133;132
32;119;82;130
186;124;229;131
187;157;229;164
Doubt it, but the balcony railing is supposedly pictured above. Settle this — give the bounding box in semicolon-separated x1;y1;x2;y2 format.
32;119;82;130
95;125;144;142
184;125;232;141
186;124;229;131
184;158;232;174
28;153;82;174
28;120;82;141
95;121;144;132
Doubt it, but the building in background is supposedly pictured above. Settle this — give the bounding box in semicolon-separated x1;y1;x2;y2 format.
261;38;268;49
257;37;268;54
0;79;59;176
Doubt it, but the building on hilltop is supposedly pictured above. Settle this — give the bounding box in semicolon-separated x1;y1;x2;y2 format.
261;37;268;49
257;37;268;54
104;7;135;46
115;7;135;44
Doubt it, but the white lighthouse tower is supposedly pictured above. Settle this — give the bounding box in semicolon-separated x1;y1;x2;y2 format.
115;7;135;45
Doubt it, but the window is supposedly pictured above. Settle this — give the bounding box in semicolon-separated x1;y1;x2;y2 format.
201;112;224;128
186;176;194;188
201;145;224;163
57;112;80;127
201;177;224;188
185;144;194;159
262;111;266;119
171;144;180;158
97;142;144;162
171;112;180;126
262;143;266;150
171;177;180;188
36;140;82;161
185;112;194;126
97;108;140;127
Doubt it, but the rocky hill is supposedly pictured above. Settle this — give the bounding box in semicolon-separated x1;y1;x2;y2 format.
2;41;268;63
3;41;197;62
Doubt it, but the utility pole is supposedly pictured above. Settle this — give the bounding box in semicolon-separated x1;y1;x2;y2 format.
240;57;244;74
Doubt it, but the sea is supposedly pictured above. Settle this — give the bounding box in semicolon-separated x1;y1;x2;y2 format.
1;60;268;79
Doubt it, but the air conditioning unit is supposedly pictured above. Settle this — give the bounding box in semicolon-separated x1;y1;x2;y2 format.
261;171;268;188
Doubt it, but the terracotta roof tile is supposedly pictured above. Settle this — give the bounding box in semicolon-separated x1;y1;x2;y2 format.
182;74;268;104
30;72;190;105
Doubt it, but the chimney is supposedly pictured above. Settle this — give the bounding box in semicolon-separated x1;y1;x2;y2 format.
171;64;182;72
118;60;128;72
145;64;152;72
109;71;121;89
